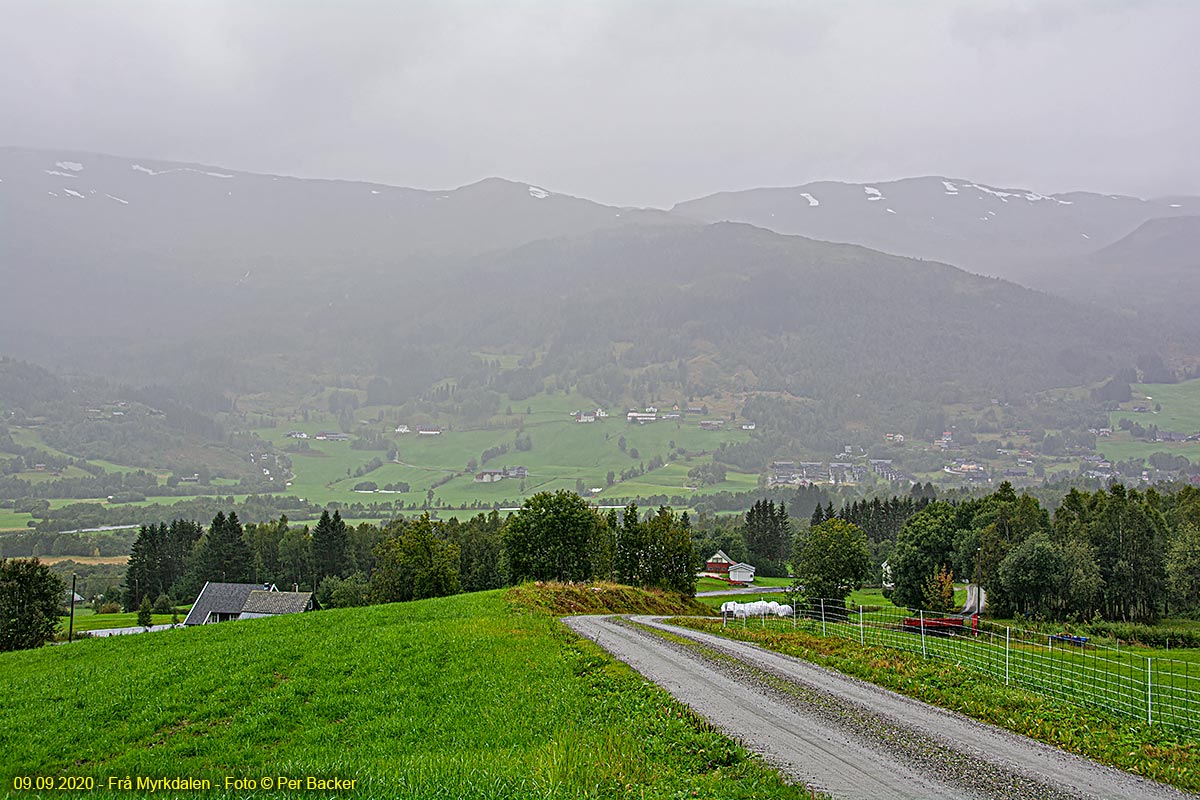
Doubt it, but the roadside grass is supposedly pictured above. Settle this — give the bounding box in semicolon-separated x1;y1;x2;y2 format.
666;616;1200;792
3;591;811;799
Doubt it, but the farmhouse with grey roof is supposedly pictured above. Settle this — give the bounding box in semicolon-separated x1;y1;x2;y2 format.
185;582;312;626
239;589;313;619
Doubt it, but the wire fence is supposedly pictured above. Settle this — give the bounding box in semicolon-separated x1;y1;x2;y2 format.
719;598;1200;735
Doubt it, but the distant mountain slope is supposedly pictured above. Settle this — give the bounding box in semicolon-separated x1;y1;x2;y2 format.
1036;216;1200;332
672;176;1200;284
0;148;1163;416
393;223;1146;407
0;146;686;363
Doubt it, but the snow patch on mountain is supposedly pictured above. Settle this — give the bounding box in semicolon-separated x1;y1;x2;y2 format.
55;161;84;172
528;186;549;199
967;183;1014;202
104;193;129;205
800;192;819;207
44;169;77;179
864;187;883;201
942;181;959;195
132;164;234;179
62;189;84;199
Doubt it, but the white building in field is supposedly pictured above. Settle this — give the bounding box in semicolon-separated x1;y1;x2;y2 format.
728;563;756;583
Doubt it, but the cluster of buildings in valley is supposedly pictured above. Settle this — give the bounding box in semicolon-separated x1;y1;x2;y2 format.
768;460;868;488
473;465;528;483
602;405;755;430
393;425;442;435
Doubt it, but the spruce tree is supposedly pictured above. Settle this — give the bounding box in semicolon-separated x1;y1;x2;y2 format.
137;595;153;628
312;509;349;582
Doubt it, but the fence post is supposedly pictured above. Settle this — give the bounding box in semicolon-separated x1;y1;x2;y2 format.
1147;657;1153;726
859;605;865;646
820;599;827;637
1005;627;1010;686
920;610;927;658
792;601;796;629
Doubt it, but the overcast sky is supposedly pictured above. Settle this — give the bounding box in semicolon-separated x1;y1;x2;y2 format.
2;0;1197;207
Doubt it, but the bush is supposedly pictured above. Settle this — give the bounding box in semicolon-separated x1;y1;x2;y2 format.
97;601;121;614
316;573;370;609
152;593;172;614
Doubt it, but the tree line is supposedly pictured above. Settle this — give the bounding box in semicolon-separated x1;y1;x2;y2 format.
118;490;703;614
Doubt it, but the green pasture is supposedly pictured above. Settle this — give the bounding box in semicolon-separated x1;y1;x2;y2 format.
1096;437;1197;467
255;399;756;509
59;609;183;634
695;576;793;593
1099;379;1200;465
6;427;78;460
0;509;33;531
3;592;808;800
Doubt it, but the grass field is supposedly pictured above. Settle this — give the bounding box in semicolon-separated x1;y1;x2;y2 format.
3;590;812;799
38;555;129;566
254;395;758;510
0;509;33;531
695;576;792;593
58;609;181;634
1099;379;1200;465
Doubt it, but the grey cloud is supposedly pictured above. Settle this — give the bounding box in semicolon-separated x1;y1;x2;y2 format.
1;0;1196;207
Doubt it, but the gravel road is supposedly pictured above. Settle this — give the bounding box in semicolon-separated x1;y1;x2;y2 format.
564;615;1194;800
695;586;790;596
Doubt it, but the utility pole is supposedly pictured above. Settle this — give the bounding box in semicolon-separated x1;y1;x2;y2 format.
68;573;77;643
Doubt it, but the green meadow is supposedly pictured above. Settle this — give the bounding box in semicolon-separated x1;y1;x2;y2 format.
1100;379;1200;465
0;509;33;531
2;590;809;800
255;395;758;510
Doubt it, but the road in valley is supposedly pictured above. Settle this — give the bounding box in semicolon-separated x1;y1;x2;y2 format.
564;615;1194;800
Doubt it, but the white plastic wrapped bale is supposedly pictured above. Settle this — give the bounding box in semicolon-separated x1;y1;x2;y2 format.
719;601;738;615
775;604;793;617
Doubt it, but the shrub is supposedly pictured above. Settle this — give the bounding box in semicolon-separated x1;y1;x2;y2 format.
98;601;121;614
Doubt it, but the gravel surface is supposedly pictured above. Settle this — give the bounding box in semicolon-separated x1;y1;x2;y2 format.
564;614;1195;800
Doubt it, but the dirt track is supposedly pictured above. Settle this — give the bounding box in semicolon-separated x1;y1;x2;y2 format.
564;615;1194;800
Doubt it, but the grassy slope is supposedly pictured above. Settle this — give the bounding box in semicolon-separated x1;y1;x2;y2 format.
2;591;809;799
